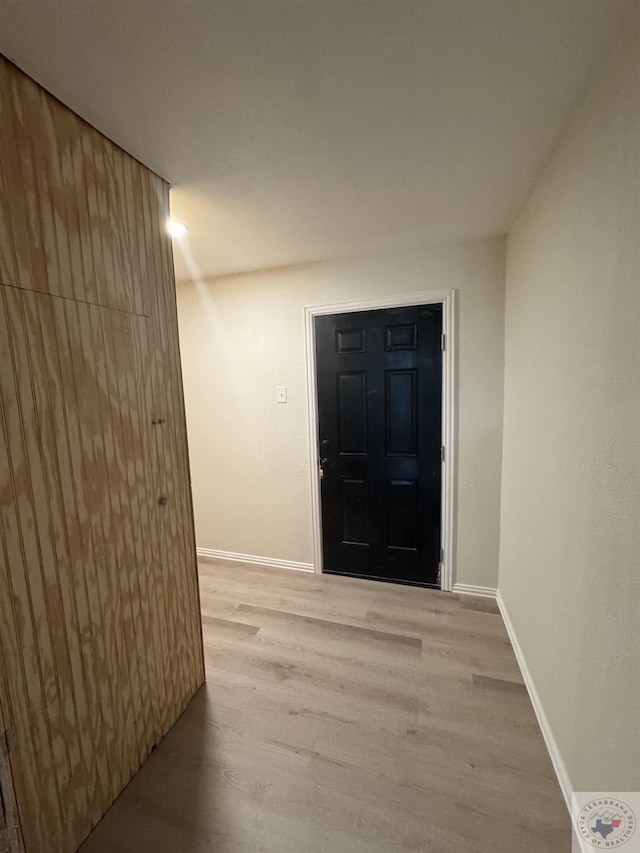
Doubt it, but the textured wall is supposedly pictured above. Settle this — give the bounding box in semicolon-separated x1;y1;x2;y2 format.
499;19;640;791
0;57;204;853
177;237;505;590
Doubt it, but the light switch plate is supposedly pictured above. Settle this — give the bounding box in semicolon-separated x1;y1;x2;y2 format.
276;385;287;403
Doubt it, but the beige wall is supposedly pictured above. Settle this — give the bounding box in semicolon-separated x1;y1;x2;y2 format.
499;19;640;793
177;237;505;589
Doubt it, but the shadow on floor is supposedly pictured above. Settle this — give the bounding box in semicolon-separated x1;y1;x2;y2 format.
79;685;226;853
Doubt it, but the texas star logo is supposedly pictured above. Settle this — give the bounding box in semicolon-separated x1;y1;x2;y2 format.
576;798;636;848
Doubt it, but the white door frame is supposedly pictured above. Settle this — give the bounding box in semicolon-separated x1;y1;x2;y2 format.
304;289;456;592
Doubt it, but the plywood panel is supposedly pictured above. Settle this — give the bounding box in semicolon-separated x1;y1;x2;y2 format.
0;55;204;853
0;55;164;316
0;634;24;853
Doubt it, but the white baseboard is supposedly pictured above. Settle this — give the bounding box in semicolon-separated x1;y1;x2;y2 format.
496;590;572;813
196;547;314;573
452;583;497;598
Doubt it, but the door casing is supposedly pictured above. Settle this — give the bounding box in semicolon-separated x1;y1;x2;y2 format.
304;290;456;591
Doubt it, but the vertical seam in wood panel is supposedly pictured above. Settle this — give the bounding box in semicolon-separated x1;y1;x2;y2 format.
46;296;108;823
19;76;57;294
128;318;155;749
135;179;170;739
113;312;157;754
123;161;163;739
81;302;132;794
60;300;116;804
0;287;65;846
0;673;25;852
54;110;125;813
80;127;102;307
38;92;114;820
0;144;18;288
65;299;123;807
0;424;31;853
34;105;99;798
38;91;72;303
101;138;130;312
100;306;148;769
58;102;86;299
71;119;99;307
28;88;65;300
94;306;134;775
32;294;93;841
57;131;124;802
129;313;162;736
13;291;77;849
139;171;176;736
129;161;152;318
6;72;44;290
116;149;142;315
80;134;146;779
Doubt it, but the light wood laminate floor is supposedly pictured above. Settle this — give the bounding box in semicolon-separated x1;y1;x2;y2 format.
80;561;569;852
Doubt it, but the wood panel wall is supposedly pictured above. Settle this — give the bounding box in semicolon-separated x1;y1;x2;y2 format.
0;56;205;853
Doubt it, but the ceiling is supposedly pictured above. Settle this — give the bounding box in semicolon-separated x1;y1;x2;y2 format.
0;0;628;283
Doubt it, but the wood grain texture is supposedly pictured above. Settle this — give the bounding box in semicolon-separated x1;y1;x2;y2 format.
79;561;569;853
0;56;204;853
0;701;23;852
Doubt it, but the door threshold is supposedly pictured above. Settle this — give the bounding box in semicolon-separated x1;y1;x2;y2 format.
323;569;441;590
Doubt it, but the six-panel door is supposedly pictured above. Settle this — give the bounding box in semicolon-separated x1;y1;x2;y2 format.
315;304;443;586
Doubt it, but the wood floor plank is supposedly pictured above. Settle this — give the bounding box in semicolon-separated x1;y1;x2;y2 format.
472;673;528;693
237;603;422;651
80;561;569;853
201;615;261;636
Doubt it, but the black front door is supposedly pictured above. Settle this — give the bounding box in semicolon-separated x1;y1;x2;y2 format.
315;304;442;587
